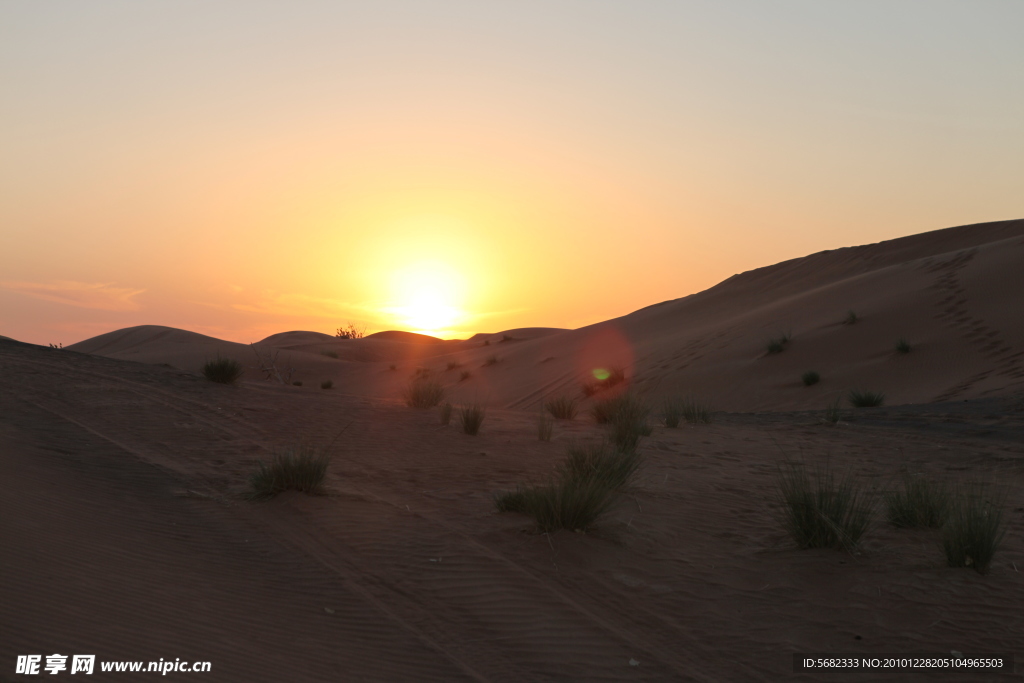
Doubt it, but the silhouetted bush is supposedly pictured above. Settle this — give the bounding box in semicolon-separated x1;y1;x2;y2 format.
202;357;244;385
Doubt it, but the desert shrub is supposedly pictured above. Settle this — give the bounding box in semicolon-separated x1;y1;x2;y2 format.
389;364;397;371
321;380;333;390
591;394;624;424
293;381;303;387
494;486;531;513
885;475;949;529
519;478;621;532
895;338;912;354
202;357;244;385
680;397;713;424
404;377;445;408
446;361;462;371
537;413;554;441
483;355;499;367
765;333;791;355
823;399;842;425
775;462;874;551
662;398;682;428
581;366;626;397
335;322;365;339
483;339;490;346
459;403;486;435
439;402;453;426
558;440;642;491
321;350;339;359
844;310;859;325
246;444;330;500
459;370;472;382
849;389;885;407
545;395;579;420
942;484;1006;573
500;334;514;342
802;371;820;386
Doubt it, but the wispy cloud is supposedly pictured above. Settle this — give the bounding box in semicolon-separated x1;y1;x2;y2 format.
1;280;145;311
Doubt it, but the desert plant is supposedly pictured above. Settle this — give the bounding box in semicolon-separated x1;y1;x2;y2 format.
404;377;446;408
765;333;792;355
249;343;296;385
823;399;842;425
500;334;514;342
494;486;531;513
202;357;244;385
558;440;642;491
537;412;554;441
459;403;486;435
942;484;1006;572
389;364;397;371
293;381;303;386
246;444;330;500
483;339;490;346
849;389;885;407
895;338;912;354
321;350;339;359
439;402;453;426
662;398;682;428
885;474;950;529
544;395;579;420
459;370;472;382
581;367;626;397
605;394;652;452
844;310;858;325
679;397;713;424
483;355;499;367
802;371;820;386
776;462;874;551
446;361;462;371
520;477;621;532
335;322;365;339
321;380;333;389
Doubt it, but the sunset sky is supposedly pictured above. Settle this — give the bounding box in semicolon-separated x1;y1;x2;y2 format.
2;1;1022;345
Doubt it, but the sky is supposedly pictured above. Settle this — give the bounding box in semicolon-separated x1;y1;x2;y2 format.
2;1;1022;345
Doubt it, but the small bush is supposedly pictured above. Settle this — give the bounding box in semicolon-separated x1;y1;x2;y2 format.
895;338;912;354
446;361;462;371
459;403;486;435
246;444;330;500
202;357;244;385
802;371;820;386
483;355;499;367
483;339;490;346
776;462;874;551
537;413;554;441
942;484;1006;573
662;398;682;428
500;334;514;343
823;399;842;425
389;364;397;371
494;486;531;513
293;381;303;387
321;350;339;359
321;380;333;390
459;370;472;382
680;397;713;424
885;474;950;529
844;310;858;325
604;394;652;452
404;377;445;408
439;402;453;426
558;440;642;491
765;333;791;355
849;389;884;407
519;478;621;532
545;395;579;420
581;367;626;397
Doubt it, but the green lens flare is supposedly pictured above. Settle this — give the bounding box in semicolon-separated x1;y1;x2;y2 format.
592;368;610;381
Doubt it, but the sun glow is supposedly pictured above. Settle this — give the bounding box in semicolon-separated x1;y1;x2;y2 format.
387;261;466;336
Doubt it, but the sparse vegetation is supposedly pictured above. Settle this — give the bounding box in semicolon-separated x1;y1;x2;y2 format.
321;350;339;359
602;394;653;452
500;334;514;343
246;444;330;500
404;377;445;408
558;440;642;491
459;370;472;382
823;399;842;425
679;397;714;424
662;398;682;428
885;474;949;529
446;361;462;371
581;366;626;397
775;462;874;551
765;333;792;355
321;380;333;390
802;370;820;386
459;403;486;435
844;310;859;325
895;337;912;354
202;357;244;385
494;486;531;513
483;355;499;367
439;402;453;426
537;412;554;441
389;364;397;371
849;389;885;407
293;381;303;386
544;395;579;420
483;339;490;346
335;322;365;339
942;483;1006;573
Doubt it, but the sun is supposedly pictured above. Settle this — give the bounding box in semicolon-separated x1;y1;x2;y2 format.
388;261;465;335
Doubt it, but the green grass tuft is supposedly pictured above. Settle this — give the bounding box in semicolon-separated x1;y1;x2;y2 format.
844;310;858;325
849;389;885;407
494;486;531;513
459;403;486;435
544;395;579;420
246;444;330;500
202;357;244;385
765;333;792;355
404;377;446;408
775;462;874;551
895;338;912;354
439;402;453;426
942;483;1006;573
558;440;642;490
537;412;554;441
662;398;682;428
885;474;949;528
802;371;820;386
823;399;842;425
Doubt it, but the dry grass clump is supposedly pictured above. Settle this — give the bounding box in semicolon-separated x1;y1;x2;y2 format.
822;399;842;425
459;370;472;382
802;370;820;386
404;377;446;408
673;397;713;425
942;483;1006;573
849;389;885;407
202;357;244;385
321;350;339;359
558;440;642;491
581;367;626;397
895;337;912;354
885;474;950;529
765;332;792;355
446;361;462;371
775;462;874;551
459;403;486;435
439;402;453;426
483;355;499;367
844;310;859;325
246;444;330;500
321;380;333;390
537;412;554;441
544;395;579;420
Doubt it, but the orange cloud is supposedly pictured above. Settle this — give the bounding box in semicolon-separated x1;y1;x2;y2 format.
1;280;145;311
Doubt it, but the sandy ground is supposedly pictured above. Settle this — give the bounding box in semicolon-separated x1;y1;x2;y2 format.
2;339;1022;681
